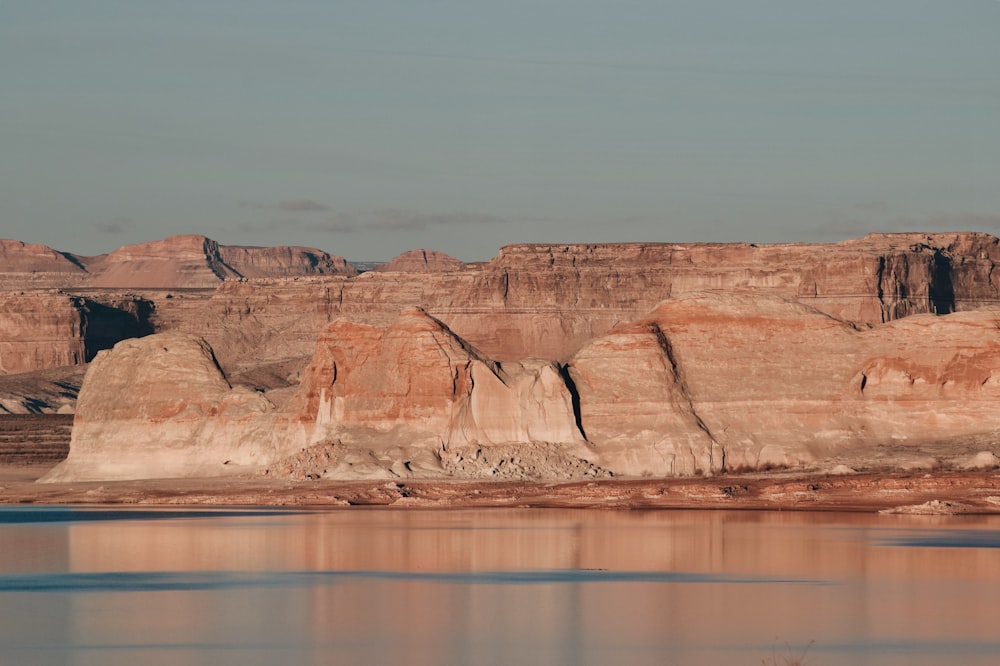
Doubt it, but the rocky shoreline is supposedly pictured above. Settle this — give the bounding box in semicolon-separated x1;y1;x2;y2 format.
3;463;998;514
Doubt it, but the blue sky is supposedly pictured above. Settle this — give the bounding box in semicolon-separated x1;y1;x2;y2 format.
2;1;999;260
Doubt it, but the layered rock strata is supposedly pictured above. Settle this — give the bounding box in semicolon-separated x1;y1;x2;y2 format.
0;292;153;375
40;333;302;482
43;295;1000;482
85;234;356;288
5;232;1000;376
188;232;1000;373
371;249;466;273
0;239;88;289
568;296;1000;476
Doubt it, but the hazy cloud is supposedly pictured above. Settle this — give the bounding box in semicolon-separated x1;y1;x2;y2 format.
94;216;134;234
367;209;508;231
893;212;1000;232
302;220;356;233
231;206;506;235
851;201;891;214
279;199;331;212
228;217;355;234
809;208;1000;242
239;199;331;212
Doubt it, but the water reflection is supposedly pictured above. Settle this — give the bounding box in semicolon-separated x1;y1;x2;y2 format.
1;508;999;665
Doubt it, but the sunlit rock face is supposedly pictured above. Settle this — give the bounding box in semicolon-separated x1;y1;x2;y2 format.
294;308;592;479
44;292;1000;483
85;234;356;289
567;294;1000;476
30;231;1000;483
187;231;1000;372
0;239;89;289
0;292;152;375
40;332;304;482
371;249;466;273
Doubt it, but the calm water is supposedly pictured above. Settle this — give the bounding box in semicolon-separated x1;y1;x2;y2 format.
2;507;1000;666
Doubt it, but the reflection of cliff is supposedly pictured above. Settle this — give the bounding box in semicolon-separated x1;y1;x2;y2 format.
57;510;1000;662
66;509;1000;580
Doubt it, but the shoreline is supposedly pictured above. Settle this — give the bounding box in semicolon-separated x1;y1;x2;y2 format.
2;464;999;514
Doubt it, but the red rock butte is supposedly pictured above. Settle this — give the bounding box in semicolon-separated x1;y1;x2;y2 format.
2;232;1000;483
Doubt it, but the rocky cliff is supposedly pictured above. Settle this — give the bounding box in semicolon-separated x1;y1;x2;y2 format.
0;239;88;289
371;249;466;273
12;231;1000;483
40;333;302;482
0;292;153;375
0;235;356;375
85;235;357;288
42;293;1000;482
184;232;1000;373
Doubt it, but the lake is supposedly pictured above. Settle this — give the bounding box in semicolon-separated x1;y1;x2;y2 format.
1;506;999;665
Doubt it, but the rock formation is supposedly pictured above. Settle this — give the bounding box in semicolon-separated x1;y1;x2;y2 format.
179;232;1000;375
85;234;357;289
294;308;594;479
0;292;152;375
371;249;466;273
9;231;1000;482
40;333;302;482
566;295;1000;476
0;239;88;289
41;293;1000;482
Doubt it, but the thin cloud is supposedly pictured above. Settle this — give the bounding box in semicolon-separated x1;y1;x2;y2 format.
94;217;134;234
302;220;356;233
368;209;508;231
894;212;1000;232
227;218;355;234
808;207;1000;242
239;199;332;212
851;201;891;214
232;205;505;234
279;199;331;212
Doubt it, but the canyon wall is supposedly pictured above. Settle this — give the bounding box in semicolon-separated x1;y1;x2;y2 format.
43;294;1000;482
10;231;1000;482
185;232;1000;374
5;232;1000;375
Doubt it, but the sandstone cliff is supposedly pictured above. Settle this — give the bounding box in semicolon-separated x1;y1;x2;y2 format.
0;239;88;289
371;249;466;273
6;232;1000;376
0;292;153;375
15;231;1000;483
85;235;357;289
294;308;595;479
40;333;303;482
185;232;1000;375
43;294;1000;482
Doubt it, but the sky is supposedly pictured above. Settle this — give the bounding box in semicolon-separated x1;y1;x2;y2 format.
2;1;999;261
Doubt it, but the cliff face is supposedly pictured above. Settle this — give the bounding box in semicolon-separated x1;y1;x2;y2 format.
0;293;87;374
217;244;357;278
5;232;999;375
371;249;466;273
40;333;301;482
0;292;153;375
16;231;1000;483
188;232;1000;372
45;293;1000;482
0;235;356;374
1;235;356;291
0;239;88;289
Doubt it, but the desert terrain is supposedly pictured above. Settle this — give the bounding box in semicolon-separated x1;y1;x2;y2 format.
2;232;1000;512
